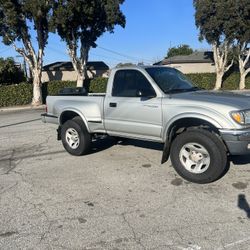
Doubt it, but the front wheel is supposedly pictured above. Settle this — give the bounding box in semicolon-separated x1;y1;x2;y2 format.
61;117;91;156
170;129;227;184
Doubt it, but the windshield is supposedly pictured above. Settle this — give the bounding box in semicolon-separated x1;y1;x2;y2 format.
145;67;197;94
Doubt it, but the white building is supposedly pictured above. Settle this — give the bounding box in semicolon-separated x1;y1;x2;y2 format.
41;61;109;83
155;51;216;74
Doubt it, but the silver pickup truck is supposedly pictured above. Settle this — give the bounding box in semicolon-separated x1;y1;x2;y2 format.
42;65;250;183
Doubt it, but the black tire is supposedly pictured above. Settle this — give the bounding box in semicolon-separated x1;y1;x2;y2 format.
61;117;91;156
170;129;227;184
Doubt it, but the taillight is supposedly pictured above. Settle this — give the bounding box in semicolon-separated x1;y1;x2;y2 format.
45;104;48;113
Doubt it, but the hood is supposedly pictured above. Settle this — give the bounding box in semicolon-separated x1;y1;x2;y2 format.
171;90;250;110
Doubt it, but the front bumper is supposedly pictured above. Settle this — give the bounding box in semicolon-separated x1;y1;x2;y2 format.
220;128;250;155
41;113;58;124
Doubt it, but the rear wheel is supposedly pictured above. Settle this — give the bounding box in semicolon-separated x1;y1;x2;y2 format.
170;129;227;184
61;117;91;156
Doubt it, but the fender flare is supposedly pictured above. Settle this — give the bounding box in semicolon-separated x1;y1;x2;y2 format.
161;113;224;164
59;108;90;133
162;113;223;142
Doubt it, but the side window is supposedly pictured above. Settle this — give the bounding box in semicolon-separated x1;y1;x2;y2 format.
112;70;137;97
135;71;156;97
112;70;156;97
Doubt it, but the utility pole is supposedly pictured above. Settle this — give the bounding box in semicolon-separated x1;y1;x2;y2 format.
16;55;27;78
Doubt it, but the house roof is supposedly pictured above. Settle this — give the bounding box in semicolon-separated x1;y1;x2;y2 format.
43;61;109;71
154;51;214;65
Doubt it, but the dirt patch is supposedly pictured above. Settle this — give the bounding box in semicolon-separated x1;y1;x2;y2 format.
171;178;183;186
142;164;151;168
232;182;248;190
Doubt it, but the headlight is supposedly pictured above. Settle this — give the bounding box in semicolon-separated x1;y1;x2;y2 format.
231;110;250;125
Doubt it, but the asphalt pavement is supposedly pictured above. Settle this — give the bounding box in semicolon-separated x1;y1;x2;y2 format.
0;109;250;250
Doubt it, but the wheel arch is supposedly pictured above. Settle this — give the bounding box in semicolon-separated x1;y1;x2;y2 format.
161;116;224;164
163;114;222;142
166;117;221;142
59;109;90;133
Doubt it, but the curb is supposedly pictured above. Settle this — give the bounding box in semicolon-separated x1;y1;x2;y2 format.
0;105;46;112
230;90;250;96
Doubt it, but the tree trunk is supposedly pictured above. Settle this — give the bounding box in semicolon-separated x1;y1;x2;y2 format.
212;42;233;90
76;73;84;87
239;57;246;90
31;67;42;106
238;46;250;90
214;72;223;90
67;38;90;88
78;41;90;88
239;73;246;90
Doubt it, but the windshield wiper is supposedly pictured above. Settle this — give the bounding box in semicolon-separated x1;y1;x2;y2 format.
165;87;201;94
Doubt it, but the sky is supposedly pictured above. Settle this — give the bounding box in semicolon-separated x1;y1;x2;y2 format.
0;0;210;68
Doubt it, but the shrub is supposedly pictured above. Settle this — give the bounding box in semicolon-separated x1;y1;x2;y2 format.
0;82;32;107
41;80;75;103
1;74;250;108
186;72;250;90
89;77;108;93
186;73;216;90
41;78;108;100
222;73;250;90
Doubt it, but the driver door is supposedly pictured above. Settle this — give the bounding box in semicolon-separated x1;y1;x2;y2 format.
104;69;162;139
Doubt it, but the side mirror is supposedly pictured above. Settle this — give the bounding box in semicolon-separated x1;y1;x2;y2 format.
136;89;156;99
136;90;143;97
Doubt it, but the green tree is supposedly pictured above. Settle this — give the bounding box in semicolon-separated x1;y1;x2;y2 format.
166;44;193;58
229;1;250;89
0;57;25;84
116;62;135;67
0;0;53;105
194;0;235;90
52;0;126;87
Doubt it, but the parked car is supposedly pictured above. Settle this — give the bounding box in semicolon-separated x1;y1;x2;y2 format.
42;65;250;183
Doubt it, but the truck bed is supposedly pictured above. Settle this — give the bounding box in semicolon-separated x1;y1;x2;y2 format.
45;94;106;133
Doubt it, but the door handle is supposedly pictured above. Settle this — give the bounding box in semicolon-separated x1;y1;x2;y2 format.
109;102;117;107
143;104;159;108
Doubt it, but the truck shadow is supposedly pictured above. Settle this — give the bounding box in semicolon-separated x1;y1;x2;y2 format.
117;138;163;151
229;155;250;165
91;137;116;153
91;137;250;167
90;137;163;154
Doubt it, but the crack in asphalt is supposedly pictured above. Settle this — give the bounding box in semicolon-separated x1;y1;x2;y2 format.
121;213;146;250
5;149;18;175
11;183;57;245
0;181;18;195
0;118;41;129
0;231;19;238
0;147;56;244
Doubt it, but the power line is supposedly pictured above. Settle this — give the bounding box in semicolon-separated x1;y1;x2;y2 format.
47;45;132;63
97;46;153;64
90;52;129;62
27;36;154;62
32;38;155;65
48;41;142;63
34;36;154;64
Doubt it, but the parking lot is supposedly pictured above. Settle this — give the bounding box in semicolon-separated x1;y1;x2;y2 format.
0;108;249;250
